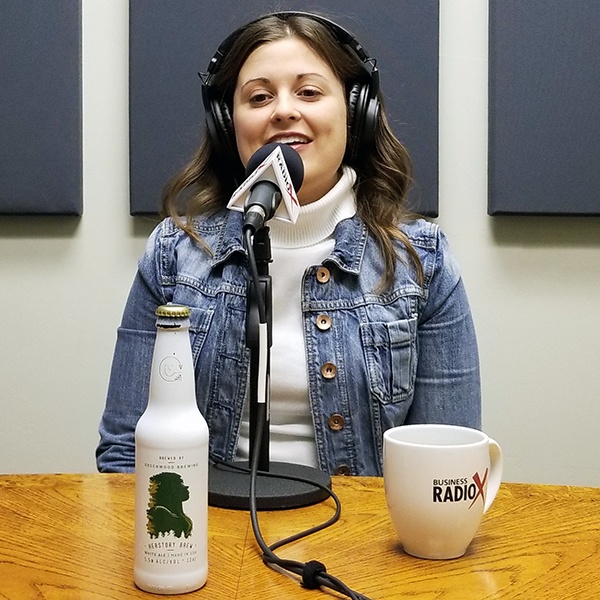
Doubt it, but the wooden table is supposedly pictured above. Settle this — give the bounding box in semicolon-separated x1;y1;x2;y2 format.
0;474;599;599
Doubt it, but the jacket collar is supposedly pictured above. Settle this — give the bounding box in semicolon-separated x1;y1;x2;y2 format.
209;209;368;275
209;210;245;267
327;216;368;275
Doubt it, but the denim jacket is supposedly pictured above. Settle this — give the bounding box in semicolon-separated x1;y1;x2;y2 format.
96;210;480;476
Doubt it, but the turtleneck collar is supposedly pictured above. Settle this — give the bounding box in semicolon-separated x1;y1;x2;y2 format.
268;167;357;249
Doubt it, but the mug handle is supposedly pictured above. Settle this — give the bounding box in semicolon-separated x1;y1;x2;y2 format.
483;438;503;513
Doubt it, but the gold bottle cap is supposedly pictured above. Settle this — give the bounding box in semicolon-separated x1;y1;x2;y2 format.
155;304;191;318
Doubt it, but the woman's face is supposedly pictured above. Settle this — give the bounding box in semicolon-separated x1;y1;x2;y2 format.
232;37;348;205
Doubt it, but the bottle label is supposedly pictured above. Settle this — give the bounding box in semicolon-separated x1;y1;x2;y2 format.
135;451;207;575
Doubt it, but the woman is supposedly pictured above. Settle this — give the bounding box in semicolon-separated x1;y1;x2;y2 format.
97;12;480;476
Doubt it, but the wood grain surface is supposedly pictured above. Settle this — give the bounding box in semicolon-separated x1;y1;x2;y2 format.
0;474;599;599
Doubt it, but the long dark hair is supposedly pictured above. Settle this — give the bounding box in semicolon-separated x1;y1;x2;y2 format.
162;14;423;288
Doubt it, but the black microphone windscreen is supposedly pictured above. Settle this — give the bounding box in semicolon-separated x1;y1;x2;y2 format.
245;143;304;191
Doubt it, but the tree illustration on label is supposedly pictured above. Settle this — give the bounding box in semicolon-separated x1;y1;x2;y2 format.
147;472;193;538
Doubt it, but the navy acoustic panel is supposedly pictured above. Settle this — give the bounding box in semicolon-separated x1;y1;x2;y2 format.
0;0;82;215
489;1;600;216
129;0;439;216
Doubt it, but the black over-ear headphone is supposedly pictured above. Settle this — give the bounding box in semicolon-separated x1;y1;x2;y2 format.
200;11;380;175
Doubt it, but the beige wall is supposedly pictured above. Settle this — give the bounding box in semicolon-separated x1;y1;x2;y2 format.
1;0;599;485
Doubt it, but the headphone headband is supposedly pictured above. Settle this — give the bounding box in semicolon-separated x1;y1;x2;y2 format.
201;12;381;180
203;12;379;93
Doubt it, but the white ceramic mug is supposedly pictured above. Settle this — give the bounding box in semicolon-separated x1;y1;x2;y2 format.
383;424;503;560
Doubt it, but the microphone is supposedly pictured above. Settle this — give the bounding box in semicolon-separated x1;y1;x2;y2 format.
227;143;304;233
210;142;332;514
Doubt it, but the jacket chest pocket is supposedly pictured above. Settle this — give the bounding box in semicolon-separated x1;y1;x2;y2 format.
360;318;417;404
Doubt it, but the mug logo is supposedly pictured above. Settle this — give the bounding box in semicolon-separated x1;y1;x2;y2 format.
469;469;488;508
432;468;489;508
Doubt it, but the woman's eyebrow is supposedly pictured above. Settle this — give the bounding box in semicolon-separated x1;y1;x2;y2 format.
240;72;328;91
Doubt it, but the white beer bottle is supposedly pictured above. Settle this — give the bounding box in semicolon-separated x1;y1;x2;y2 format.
134;304;209;594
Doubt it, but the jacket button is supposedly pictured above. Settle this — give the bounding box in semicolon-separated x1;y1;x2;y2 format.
321;362;337;379
316;314;332;331
328;413;345;431
316;267;330;283
334;465;351;476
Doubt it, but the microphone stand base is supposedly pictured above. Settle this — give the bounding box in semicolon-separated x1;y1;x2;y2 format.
208;460;331;510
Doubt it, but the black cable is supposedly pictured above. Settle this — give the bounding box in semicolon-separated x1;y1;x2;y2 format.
241;222;373;598
211;456;342;546
247;403;373;600
243;228;266;323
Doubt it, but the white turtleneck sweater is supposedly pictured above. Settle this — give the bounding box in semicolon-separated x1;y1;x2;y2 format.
236;167;357;467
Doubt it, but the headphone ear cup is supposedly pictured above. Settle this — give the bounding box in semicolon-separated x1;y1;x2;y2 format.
202;83;230;158
346;83;379;162
346;83;361;161
202;83;243;182
211;99;237;161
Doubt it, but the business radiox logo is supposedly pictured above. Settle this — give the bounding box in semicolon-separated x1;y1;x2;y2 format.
432;468;488;508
